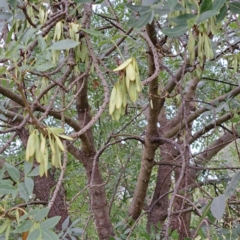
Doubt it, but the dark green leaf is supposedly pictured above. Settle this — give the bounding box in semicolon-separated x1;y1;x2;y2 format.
229;2;240;14
41;217;61;230
24;177;34;195
212;0;226;11
162;25;188;37
167;0;178;10
49;39;80;50
224;171;240;198
170;13;196;25
125;4;150;13
5;162;20;182
200;0;212;13
211;194;226;220
216;4;227;22
16;220;33;233
41;229;59;240
196;10;218;24
27;228;41;240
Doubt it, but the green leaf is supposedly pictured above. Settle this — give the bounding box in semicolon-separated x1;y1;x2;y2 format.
24;177;34;195
196;10;218;24
0;66;7;74
170;13;196;25
0;182;17;194
5;162;20;182
155;7;171;15
15;12;25;20
142;0;157;6
24;161;32;176
167;0;178;10
41;217;61;230
38;36;47;52
48;39;80;50
81;28;106;38
224;171;240;198
18;182;29;202
200;0;212;13
62;216;70;230
35;62;56;72
20;28;37;44
16;220;33;233
170;229;179;238
196;200;212;236
5;224;10;240
69;218;81;228
212;0;226;11
0;12;12;20
28;166;40;177
162;25;188;37
173;3;185;11
216;4;227;22
134;10;155;28
229;2;240;14
125;4;150;13
27;228;41;240
210;194;226;220
41;229;59;240
71;227;83;235
32;208;49;221
0;163;5;181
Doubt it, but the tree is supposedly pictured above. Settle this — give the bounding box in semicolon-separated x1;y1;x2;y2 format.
1;0;240;239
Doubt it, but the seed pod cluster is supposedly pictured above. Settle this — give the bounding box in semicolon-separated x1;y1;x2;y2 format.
39;7;48;25
53;21;63;41
39;77;51;105
26;128;73;176
225;54;240;73
198;32;214;66
27;5;34;27
109;58;142;121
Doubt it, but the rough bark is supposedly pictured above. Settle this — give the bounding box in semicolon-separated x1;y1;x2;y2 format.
147;143;177;231
70;76;113;239
128;22;160;219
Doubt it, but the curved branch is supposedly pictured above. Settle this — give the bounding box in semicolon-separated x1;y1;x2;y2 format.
165;85;240;139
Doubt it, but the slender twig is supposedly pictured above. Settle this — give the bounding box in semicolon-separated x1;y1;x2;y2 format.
0;133;18;154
